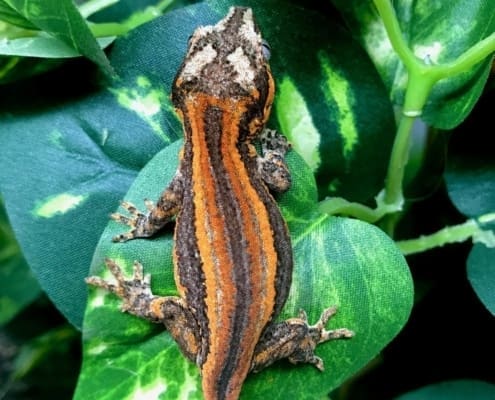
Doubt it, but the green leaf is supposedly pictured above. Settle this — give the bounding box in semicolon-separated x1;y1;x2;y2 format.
0;35;114;57
76;142;412;399
332;0;494;129
10;324;79;379
445;89;495;316
444;127;495;218
2;0;112;74
395;379;495;400
0;0;36;29
0;200;41;326
467;243;495;316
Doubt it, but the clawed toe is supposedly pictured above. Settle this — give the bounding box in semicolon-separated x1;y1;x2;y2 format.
311;306;354;345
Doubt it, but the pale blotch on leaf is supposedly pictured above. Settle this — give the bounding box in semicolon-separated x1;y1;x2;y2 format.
327;177;341;194
88;291;106;308
177;358;201;399
362;18;394;64
132;380;167;400
137;75;152;88
88;343;108;356
319;53;359;160
33;193;87;218
111;76;170;142
101;128;109;146
48;130;64;149
275;76;321;171
413;41;444;64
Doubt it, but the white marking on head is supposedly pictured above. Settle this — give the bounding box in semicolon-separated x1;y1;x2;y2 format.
181;43;217;81
227;46;255;89
239;8;259;47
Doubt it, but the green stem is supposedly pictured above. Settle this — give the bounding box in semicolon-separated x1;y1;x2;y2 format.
397;213;495;255
374;0;495;213
373;0;419;69
433;31;495;78
319;198;384;222
383;71;435;206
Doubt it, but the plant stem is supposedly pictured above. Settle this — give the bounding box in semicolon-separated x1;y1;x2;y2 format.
383;71;435;206
373;0;418;68
434;31;495;78
319;198;383;222
373;0;494;219
397;213;495;255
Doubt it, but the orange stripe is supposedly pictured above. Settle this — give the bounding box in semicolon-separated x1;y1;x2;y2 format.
192;95;279;398
187;96;232;396
183;92;280;398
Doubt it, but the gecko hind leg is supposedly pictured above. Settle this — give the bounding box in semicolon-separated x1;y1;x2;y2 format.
86;258;200;363
251;306;354;373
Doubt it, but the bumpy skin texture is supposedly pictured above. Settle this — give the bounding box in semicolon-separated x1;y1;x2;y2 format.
86;7;353;400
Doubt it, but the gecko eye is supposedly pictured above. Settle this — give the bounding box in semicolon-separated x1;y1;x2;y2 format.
261;39;271;60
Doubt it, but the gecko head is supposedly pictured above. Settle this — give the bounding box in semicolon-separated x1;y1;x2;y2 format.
172;7;273;102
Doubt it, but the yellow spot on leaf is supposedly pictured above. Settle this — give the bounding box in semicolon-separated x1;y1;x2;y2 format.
111;76;172;143
177;358;201;399
413;41;444;64
319;53;358;160
33;193;87;218
88;343;108;355
275;77;321;171
131;380;167;400
48;130;64;149
89;291;106;308
362;19;394;62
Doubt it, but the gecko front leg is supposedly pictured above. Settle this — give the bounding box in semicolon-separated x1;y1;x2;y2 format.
111;169;184;242
257;128;292;193
86;259;200;362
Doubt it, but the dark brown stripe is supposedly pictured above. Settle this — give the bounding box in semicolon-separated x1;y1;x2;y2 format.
174;110;210;363
239;141;293;321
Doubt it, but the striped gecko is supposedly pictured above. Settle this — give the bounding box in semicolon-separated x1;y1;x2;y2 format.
86;7;353;400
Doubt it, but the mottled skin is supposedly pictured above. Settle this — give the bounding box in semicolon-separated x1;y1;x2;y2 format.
86;7;353;400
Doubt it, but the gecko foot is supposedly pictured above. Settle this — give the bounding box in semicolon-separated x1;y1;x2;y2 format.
295;306;354;371
310;306;355;343
85;258;155;316
251;305;354;373
110;200;155;242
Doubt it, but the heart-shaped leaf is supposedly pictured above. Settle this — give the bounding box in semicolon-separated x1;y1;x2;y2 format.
76;140;413;399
